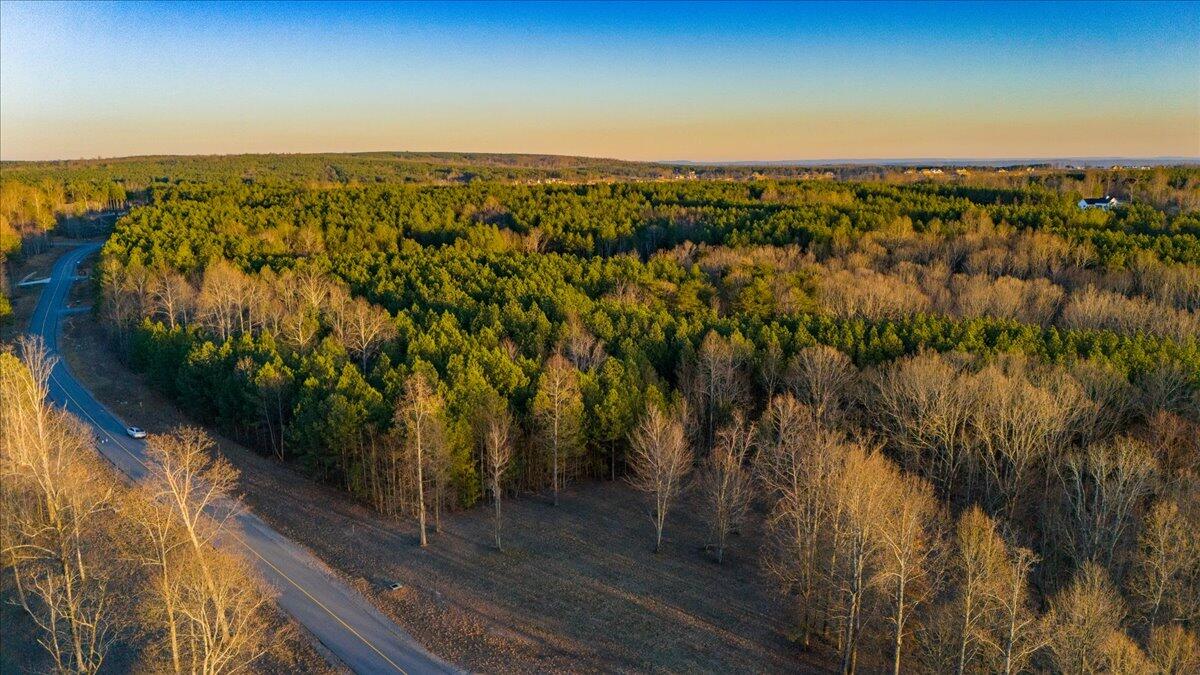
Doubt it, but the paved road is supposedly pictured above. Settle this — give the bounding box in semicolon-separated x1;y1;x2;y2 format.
28;242;457;675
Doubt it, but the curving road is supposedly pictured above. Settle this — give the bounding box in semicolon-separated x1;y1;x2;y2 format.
28;242;457;675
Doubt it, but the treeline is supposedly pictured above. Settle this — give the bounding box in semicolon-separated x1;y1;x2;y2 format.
0;177;128;324
1;151;683;192
108;179;1200;268
0;339;281;673
7;154;1198;208
689;237;1200;340
1;178;128;248
904;166;1200;214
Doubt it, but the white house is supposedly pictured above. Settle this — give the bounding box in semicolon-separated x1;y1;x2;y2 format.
1078;196;1120;210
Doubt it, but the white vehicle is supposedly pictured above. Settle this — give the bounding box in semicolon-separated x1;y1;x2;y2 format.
126;426;147;439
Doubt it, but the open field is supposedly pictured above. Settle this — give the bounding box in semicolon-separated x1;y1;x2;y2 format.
59;289;823;674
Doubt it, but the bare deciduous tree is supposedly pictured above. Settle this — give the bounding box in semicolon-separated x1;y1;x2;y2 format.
1138;364;1197;419
1070;360;1138;446
754;340;787;400
563;313;606;371
139;426;274;674
533;354;582;505
197;259;254;341
275;268;332;350
127;487;190;674
149;268;195;330
786;344;855;425
428;431;455;534
143;427;240;553
758;395;841;647
1147;624;1200;675
330;294;396;370
1045;562;1127;675
874;468;942;675
1;339;128;673
1127;498;1198;629
1098;630;1152;674
1052;437;1157;574
252;362;291;461
628;404;693;554
982;545;1046;675
828;446;891;675
970;361;1086;521
395;372;445;547
868;352;974;500
700;413;754;563
173;546;272;675
278;308;321;351
1062;285;1200;342
98;256;146;352
948;506;1007;675
484;407;514;551
686;331;744;449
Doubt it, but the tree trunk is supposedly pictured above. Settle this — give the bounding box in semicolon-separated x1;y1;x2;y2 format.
893;577;906;675
956;593;972;675
842;554;863;675
164;576;182;674
552;415;560;506
654;499;665;553
493;491;502;551
415;428;427;547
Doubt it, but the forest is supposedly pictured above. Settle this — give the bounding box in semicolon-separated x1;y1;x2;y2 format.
87;170;1200;672
3;158;1199;672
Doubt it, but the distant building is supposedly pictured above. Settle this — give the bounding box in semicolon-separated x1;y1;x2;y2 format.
1078;196;1120;210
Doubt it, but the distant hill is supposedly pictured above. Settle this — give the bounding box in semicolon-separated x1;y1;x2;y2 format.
0;151;684;186
666;156;1200;168
7;152;1195;193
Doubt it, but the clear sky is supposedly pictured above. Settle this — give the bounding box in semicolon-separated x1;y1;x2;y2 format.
1;0;1197;162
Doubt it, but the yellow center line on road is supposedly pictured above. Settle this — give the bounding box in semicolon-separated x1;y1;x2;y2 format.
39;246;410;675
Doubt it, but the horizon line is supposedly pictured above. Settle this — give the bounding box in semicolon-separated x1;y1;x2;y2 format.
2;149;1198;168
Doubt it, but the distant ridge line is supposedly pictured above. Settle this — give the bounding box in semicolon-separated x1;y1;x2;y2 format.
3;150;1197;168
664;156;1200;168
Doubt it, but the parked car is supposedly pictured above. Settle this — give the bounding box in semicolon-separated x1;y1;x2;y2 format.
126;426;147;439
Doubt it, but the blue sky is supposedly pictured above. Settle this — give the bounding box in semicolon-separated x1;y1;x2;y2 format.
1;1;1197;161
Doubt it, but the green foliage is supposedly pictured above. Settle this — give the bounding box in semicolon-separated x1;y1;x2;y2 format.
102;175;1199;509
